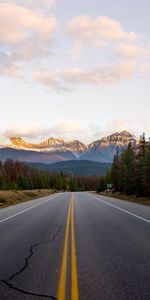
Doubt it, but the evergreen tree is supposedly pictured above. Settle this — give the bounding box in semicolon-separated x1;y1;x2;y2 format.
120;143;135;195
111;150;121;191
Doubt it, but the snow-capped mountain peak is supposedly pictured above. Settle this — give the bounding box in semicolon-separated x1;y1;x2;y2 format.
4;131;138;163
10;137;87;156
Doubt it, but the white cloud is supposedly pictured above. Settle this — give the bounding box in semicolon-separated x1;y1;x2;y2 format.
0;51;24;77
1;121;111;143
33;14;150;92
118;44;150;59
2;119;150;144
0;2;56;77
35;69;71;92
64;61;135;85
0;63;23;78
61;15;150;90
66;15;138;49
34;60;135;90
0;3;56;46
0;6;150;89
86;120;133;142
87;119;150;142
3;120;84;140
4;123;51;139
50;120;84;136
3;120;97;143
102;118;150;140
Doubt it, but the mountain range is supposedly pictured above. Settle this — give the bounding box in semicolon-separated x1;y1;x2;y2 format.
0;131;137;164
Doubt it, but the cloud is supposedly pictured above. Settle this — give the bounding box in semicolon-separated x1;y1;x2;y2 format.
0;2;56;77
118;44;150;59
61;15;150;89
102;118;150;140
0;51;24;77
3;120;84;140
2;120;112;143
3;120;97;143
35;69;71;92
4;123;51;139
34;60;135;90
87;119;150;142
86;119;133;142
63;61;135;85
2;119;149;144
66;15;138;49
49;120;84;136
34;15;149;91
102;119;132;136
0;6;150;89
0;3;56;46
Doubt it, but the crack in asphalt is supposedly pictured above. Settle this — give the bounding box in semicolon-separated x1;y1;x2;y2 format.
1;226;61;299
1;281;57;299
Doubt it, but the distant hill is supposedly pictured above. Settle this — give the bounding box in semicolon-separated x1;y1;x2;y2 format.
0;148;75;163
29;160;112;177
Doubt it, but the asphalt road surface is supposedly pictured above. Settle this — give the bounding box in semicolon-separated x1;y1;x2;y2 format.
0;192;150;300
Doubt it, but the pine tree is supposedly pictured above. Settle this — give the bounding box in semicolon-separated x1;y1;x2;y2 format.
120;143;135;195
111;150;121;191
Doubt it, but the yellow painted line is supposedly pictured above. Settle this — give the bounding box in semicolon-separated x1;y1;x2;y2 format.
71;194;79;300
57;194;79;300
57;199;72;300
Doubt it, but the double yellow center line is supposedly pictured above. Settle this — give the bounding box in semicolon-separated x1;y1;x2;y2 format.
57;194;79;300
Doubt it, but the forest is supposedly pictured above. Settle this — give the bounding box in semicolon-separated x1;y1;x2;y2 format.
1;133;150;196
0;159;99;192
97;134;150;197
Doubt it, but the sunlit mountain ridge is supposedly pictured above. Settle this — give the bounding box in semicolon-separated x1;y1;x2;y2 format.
0;131;138;163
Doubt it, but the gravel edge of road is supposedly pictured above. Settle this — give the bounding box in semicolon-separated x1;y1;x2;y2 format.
97;192;150;206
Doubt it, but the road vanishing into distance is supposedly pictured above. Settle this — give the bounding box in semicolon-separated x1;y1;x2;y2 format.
0;192;150;300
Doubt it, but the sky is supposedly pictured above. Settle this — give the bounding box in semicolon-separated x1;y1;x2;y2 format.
0;0;150;145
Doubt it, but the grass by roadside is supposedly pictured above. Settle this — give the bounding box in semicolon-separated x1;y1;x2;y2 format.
98;191;150;206
0;189;57;208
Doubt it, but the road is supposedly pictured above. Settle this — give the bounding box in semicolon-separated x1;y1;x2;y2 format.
0;192;150;300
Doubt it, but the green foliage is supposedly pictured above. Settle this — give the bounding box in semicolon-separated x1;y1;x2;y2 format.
97;177;107;192
98;134;150;197
134;135;150;197
0;159;99;192
28;160;112;177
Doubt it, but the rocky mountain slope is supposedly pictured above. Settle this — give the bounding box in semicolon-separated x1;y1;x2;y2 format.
10;137;87;157
81;131;137;162
0;131;137;163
